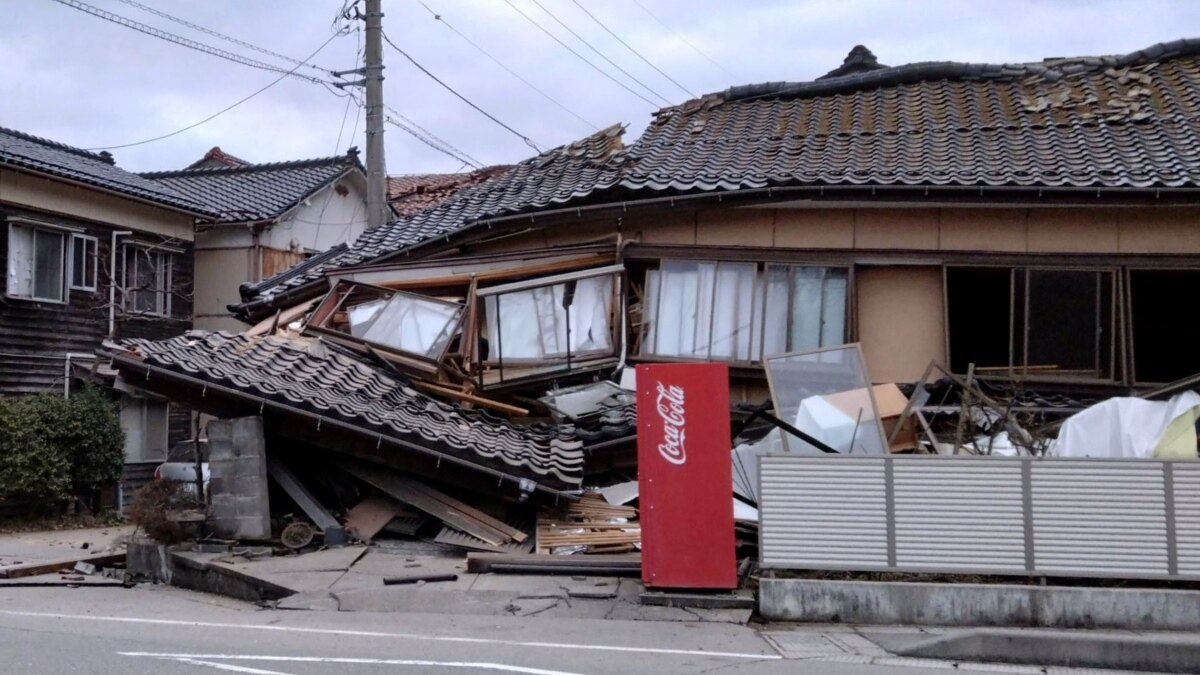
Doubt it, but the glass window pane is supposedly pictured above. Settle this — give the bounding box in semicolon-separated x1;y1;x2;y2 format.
765;345;888;455
1026;270;1098;374
7;225;33;297
486;275;615;360
362;293;462;358
790;267;825;350
708;262;756;360
758;266;790;360
642;270;660;350
820;269;848;346
347;299;385;337
33;229;64;301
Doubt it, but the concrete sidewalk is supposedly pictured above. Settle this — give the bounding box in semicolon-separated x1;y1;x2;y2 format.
0;525;133;566
171;543;752;623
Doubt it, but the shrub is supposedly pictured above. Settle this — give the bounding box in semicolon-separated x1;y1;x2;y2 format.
0;386;125;506
128;479;197;543
0;397;71;502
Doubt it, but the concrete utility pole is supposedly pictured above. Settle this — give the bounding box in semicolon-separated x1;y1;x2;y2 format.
363;0;388;230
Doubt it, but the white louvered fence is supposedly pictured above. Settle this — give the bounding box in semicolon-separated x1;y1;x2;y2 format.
759;455;1200;580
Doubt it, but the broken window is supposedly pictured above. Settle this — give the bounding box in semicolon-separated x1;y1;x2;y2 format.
641;260;848;363
305;280;465;371
946;266;1115;380
479;267;620;364
1130;269;1200;384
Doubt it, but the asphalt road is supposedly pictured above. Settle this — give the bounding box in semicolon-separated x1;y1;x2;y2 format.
0;584;1014;675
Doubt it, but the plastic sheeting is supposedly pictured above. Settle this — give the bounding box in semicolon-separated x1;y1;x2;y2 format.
1052;391;1200;459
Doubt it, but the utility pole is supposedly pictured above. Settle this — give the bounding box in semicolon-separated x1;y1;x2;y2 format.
363;0;388;229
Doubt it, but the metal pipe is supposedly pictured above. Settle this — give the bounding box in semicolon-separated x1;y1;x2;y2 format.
108;230;133;338
63;352;94;399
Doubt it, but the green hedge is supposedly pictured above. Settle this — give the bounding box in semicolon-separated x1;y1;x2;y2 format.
0;387;125;504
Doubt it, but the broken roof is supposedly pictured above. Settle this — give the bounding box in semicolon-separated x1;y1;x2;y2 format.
387;165;513;217
0;126;210;214
185;146;251;170
108;331;585;488
237;38;1200;313
141;149;365;223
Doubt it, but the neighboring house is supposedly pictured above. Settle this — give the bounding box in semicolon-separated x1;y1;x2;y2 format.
142;148;368;332
105;39;1200;497
0;126;212;484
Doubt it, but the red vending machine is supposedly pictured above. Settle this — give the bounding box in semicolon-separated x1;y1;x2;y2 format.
636;362;737;590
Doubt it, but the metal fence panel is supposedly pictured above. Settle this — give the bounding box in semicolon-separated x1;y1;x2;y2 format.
759;455;1200;581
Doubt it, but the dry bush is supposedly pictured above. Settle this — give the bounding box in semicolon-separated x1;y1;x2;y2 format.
128;480;199;543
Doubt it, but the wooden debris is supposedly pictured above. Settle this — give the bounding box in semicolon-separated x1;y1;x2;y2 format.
0;553;124;580
344;496;403;542
535;492;640;555
466;552;640;574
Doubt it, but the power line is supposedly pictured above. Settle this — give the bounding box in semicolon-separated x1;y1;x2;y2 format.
527;0;671;105
86;32;344;151
115;0;334;77
48;0;335;85
386;115;481;169
568;0;695;98
381;31;543;152
417;0;599;132
384;103;483;168
628;0;741;82
500;0;657;108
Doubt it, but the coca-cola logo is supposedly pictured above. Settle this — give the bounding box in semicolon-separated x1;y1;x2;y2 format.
655;381;687;465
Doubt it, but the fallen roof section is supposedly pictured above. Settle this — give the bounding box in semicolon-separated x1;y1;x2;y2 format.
106;331;586;489
387;165;513;217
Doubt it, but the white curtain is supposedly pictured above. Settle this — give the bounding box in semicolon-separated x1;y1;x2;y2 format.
360;294;461;358
485;274;614;361
7;225;33;298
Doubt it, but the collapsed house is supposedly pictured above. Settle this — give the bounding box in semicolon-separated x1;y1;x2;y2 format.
102;40;1200;556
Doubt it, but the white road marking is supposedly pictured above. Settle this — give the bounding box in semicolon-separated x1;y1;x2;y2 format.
167;657;297;675
128;652;586;675
0;609;778;661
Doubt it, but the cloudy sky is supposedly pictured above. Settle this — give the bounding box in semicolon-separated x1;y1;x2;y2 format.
3;0;1199;175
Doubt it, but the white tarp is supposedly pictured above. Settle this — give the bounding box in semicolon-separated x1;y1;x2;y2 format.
1052;391;1200;459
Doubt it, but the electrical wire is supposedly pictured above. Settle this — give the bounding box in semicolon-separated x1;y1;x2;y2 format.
416;0;599;131
48;0;336;86
86;32;344;151
115;0;335;77
628;0;741;81
381;31;543;152
500;0;658;108
527;0;670;105
384;103;483;168
568;0;695;98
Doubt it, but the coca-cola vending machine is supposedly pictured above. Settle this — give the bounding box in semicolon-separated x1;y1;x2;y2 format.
636;362;737;590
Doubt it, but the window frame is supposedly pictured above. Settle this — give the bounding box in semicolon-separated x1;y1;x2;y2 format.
122;244;173;317
944;264;1120;383
638;258;851;365
6;220;72;304
69;233;99;292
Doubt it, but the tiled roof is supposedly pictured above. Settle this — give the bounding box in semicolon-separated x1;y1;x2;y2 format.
621;38;1200;193
185;146;251;170
0;126;209;214
238;39;1200;309
109;331;585;487
141;151;364;223
387;165;513;217
241;125;624;305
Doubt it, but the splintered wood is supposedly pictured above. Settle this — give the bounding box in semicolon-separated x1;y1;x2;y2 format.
536;492;640;555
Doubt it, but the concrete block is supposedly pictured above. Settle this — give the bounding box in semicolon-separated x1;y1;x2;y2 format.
126;537;171;583
206;417;269;540
759;578;1200;630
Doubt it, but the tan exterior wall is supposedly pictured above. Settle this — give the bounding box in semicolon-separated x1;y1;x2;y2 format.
477;204;1200;258
856;266;946;383
0;167;195;240
194;247;251;328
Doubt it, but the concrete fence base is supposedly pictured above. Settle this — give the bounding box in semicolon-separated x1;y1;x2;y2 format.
759;578;1200;630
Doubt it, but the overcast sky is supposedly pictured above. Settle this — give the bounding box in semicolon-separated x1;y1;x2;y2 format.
3;0;1199;175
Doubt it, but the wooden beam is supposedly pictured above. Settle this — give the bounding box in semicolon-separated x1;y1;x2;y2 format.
410;381;529;416
244;299;318;338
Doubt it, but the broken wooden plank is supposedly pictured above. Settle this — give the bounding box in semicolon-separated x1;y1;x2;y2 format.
244;299;317;338
0;553;124;580
267;458;346;545
342;463;512;546
396;477;527;543
411;381;530;417
344;496;403;542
